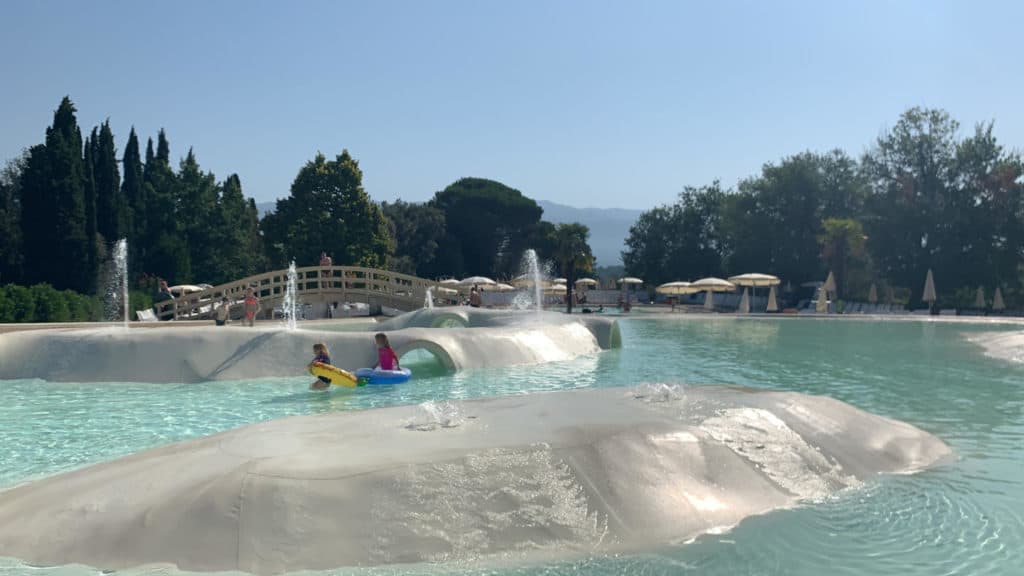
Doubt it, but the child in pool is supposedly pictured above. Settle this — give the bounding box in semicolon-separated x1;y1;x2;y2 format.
309;342;332;390
374;333;400;371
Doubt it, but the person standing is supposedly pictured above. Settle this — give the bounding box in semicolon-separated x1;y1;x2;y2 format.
469;285;482;308
319;252;333;289
214;297;231;326
243;287;261;326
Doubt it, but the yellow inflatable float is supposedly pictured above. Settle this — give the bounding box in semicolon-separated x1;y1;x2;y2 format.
307;361;360;387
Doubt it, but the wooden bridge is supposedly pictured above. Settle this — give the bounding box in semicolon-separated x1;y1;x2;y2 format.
152;266;449;321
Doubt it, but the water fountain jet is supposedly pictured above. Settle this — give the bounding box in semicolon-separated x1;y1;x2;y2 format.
281;261;298;330
103;239;129;329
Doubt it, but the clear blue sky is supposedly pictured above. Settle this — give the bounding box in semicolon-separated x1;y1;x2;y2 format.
1;0;1021;209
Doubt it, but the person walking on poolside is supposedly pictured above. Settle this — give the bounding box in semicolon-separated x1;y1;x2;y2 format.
374;333;400;371
309;342;332;390
243;287;261;327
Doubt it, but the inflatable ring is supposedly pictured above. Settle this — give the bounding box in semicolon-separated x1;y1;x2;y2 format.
354;367;412;385
308;362;360;388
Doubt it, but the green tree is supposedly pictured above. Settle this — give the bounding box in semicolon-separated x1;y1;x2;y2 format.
862;108;958;305
818;218;867;299
624;183;727;285
141;132;190;281
430;178;544;278
82;129;99;282
260;150;392;269
93;121;126;242
622;204;682;286
0;155;26;284
723;152;862;286
177;149;220;282
947;123;1024;296
121;127;145;268
19;97;95;293
552;222;594;313
381;199;446;277
211;174;262;283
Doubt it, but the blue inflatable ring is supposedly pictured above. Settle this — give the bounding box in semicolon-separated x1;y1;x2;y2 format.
354;367;412;385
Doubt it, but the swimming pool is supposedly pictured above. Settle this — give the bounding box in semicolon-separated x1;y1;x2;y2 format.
1;316;1022;575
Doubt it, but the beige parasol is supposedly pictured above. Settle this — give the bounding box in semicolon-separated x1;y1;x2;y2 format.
993;287;1006;311
922;269;936;304
691;277;736;311
823;271;837;296
766;285;779;312
728;273;781;313
738;288;750;313
656;281;697;295
974;286;986;309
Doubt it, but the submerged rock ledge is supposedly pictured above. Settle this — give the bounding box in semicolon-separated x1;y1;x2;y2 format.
0;385;951;574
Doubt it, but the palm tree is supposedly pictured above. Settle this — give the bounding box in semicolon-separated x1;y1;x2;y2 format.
553;223;594;314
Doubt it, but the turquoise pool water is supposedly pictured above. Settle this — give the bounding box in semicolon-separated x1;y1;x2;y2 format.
1;317;1022;575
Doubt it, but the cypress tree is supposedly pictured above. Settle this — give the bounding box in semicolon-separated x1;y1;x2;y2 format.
83;129;99;284
17;144;50;285
142;132;189;280
215;173;258;282
94;120;125;242
121;127;145;269
20;97;94;292
0;155;27;284
177;148;218;282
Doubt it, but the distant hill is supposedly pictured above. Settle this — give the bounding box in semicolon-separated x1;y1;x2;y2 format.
256;201;275;218
538;200;641;266
255;199;642;266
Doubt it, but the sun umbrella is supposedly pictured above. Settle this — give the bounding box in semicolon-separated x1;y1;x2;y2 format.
512;274;551;288
738;288;750;313
656;281;697;295
728;273;780;287
729;273;780;312
974;286;986;309
993;287;1005;311
766;285;779;312
868;283;878;304
433;286;458;296
823;271;837;296
815;287;829;313
922;269;936;303
575;278;598;286
483;283;515;292
439;278;460;286
691;277;736;291
618;277;643;285
545;284;567;294
459;276;496;286
691;277;734;312
552;277;567;284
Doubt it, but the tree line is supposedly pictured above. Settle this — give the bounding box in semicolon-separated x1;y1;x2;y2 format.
0;97;594;320
623;107;1024;310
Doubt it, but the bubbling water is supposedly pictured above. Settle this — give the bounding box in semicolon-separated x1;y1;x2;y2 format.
424;287;434;309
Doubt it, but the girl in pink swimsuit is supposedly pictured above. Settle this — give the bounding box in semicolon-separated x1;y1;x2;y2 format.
374;333;400;371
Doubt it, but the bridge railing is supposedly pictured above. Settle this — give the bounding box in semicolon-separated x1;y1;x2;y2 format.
152;266;446;321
